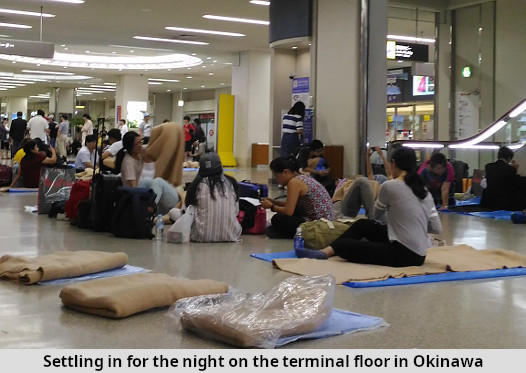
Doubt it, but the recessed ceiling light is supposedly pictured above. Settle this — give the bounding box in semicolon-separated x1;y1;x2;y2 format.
148;82;162;85
22;69;74;75
202;66;206;68
104;82;116;85
250;0;270;5
111;51;116;54
203;15;269;25
206;57;211;60
220;83;225;85
209;72;214;76
130;50;134;53
167;89;171;92
387;34;435;44
61;44;66;47
0;8;55;18
213;60;218;63
165;26;244;37
47;0;85;3
0;22;31;29
90;85;116;90
200;85;205;88
186;76;192;79
11;61;16;64
148;78;180;83
133;36;209;46
64;47;68;50
183;87;188;90
191;53;196;56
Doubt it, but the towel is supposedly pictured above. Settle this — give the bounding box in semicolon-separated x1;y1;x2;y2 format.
0;251;128;284
146;122;185;186
59;272;229;318
273;244;526;284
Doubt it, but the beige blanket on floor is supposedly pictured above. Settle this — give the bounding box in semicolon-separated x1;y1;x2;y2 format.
0;251;128;284
146;122;184;186
59;272;229;318
273;244;526;284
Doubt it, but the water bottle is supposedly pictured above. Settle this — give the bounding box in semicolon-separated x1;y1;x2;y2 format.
156;214;164;241
294;227;304;250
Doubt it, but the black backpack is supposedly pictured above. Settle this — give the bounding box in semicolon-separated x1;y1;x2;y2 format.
110;187;157;239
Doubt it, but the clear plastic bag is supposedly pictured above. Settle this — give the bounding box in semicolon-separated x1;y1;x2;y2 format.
169;274;335;348
167;205;194;243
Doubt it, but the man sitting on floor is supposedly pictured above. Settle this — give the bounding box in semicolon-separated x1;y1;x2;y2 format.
75;134;97;173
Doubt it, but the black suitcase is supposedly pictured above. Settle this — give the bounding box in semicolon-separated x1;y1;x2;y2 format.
90;173;122;232
77;200;92;229
111;187;157;239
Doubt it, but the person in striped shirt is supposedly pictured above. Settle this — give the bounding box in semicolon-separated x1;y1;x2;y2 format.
185;152;242;242
280;101;305;158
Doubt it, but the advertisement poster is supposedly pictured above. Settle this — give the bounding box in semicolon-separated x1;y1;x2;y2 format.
292;77;312;144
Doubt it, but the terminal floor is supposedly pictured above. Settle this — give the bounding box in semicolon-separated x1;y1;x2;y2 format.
1;166;526;349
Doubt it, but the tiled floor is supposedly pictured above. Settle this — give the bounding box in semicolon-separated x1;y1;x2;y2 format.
2;166;526;349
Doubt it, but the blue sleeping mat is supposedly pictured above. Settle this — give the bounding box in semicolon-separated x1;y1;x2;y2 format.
251;251;526;287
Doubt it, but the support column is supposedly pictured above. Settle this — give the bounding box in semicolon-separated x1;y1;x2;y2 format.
115;75;149;130
5;97;28;119
231;50;271;167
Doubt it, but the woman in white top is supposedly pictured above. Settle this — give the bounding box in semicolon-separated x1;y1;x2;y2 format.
80;113;94;146
184;152;241;242
114;131;180;215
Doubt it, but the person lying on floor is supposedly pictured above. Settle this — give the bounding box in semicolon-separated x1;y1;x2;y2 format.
184;152;241;242
261;156;334;238
296;147;442;267
114;131;180;216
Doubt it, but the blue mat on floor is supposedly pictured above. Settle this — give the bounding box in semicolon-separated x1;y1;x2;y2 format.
251;251;526;287
39;265;149;285
343;267;526;288
183;167;199;171
454;196;481;206
276;308;388;347
8;188;38;193
251;251;297;262
442;209;520;220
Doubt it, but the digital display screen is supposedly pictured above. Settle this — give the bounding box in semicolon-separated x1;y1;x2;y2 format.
412;75;435;96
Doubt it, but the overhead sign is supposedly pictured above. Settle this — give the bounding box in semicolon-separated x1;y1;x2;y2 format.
0;39;54;59
386;41;428;62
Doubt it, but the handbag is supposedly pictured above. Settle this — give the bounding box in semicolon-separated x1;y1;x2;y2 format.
167;205;195;243
237;199;266;235
299;218;353;250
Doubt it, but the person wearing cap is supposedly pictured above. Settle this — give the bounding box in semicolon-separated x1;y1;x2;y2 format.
114;131;181;215
139;113;153;142
185;152;242;242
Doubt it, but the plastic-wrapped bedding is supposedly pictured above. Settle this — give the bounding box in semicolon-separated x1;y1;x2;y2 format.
170;274;335;348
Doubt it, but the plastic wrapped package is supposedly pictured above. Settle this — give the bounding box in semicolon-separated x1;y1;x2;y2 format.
38;167;75;214
170;274;335;348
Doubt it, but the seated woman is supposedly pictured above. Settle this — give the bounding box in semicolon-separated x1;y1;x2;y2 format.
296;147;442;267
115;131;180;215
418;152;456;209
261;157;335;238
184;152;242;242
480;146;526;210
8;139;57;188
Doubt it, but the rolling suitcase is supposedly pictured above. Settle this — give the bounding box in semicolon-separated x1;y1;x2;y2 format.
237;180;268;199
90;173;122;232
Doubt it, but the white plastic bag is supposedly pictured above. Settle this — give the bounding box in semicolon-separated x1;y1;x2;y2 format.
167;205;194;243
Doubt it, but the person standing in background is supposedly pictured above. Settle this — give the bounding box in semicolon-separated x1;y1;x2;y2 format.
139;113;152;143
280;101;305;158
0;117;9;159
9;112;27;159
182;115;195;161
56;114;70;158
118;119;128;137
27;109;50;145
47;115;58;148
79;113;93;146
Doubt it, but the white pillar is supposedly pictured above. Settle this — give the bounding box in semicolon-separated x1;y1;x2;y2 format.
231;51;271;167
5;97;28;119
115;75;149;130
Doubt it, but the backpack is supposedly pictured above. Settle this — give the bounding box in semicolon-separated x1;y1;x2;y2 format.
65;180;91;223
237;199;266;234
111;187;157;239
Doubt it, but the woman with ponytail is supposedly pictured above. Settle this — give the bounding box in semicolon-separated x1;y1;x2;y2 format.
261;156;334;238
296;147;442;267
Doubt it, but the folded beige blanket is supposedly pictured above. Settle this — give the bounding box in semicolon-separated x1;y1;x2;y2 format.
273;244;526;284
59;272;229;318
146;122;184;186
0;251;128;284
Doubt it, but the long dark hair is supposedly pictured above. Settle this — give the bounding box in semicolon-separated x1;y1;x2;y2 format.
269;156;300;173
22;139;37;161
288;101;305;118
185;173;239;207
391;147;428;199
114;131;139;174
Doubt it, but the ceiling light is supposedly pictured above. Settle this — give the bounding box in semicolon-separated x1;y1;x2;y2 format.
387;34;435;44
148;82;162;85
208;72;214;76
250;0;270;5
75;105;85;109
178;90;184;107
167;89;171;92
1;53;203;70
22;69;74;75
203;15;269;25
0;22;32;29
292;46;297;49
133;36;209;46
200;85;205;88
0;8;55;17
47;0;85;3
90;85;116;89
402;143;444;149
148;78;180;83
186;76;192;79
0;79;33;84
165;26;244;37
104;82;116;85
